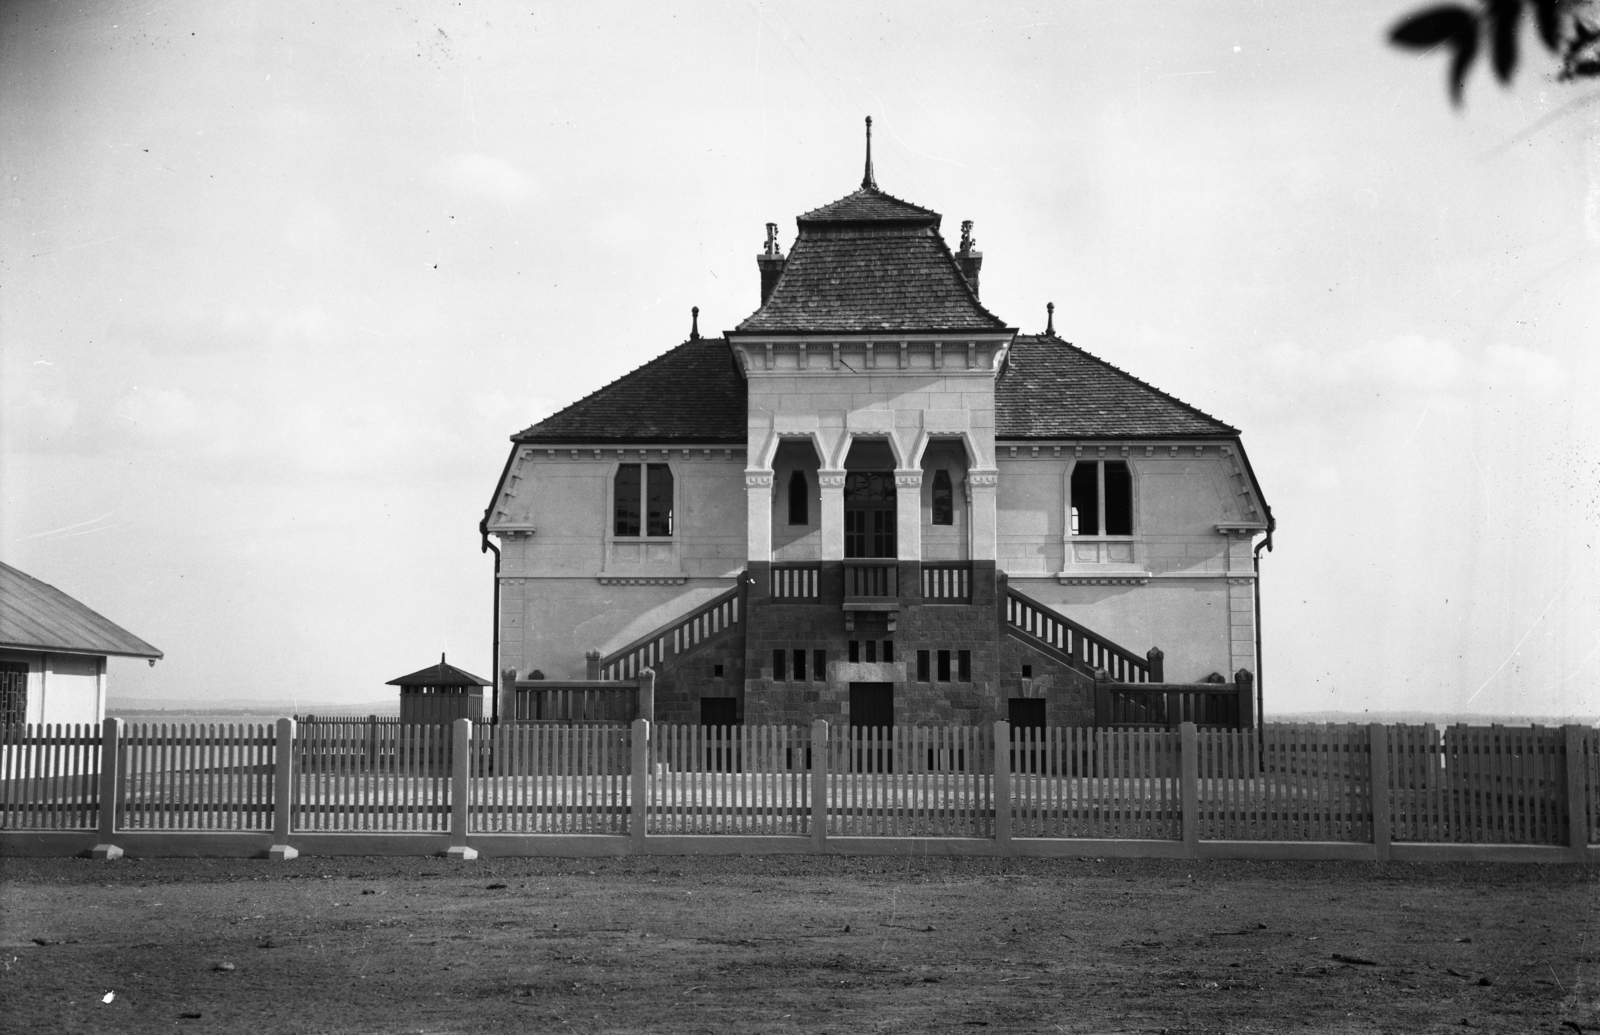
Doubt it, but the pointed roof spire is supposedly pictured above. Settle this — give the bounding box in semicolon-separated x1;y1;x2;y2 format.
862;116;876;190
690;306;701;340
1046;302;1056;336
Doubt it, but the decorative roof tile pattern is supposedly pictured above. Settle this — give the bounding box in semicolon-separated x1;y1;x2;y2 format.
513;337;746;443
996;335;1238;438
0;562;163;659
798;187;939;224
736;232;1008;334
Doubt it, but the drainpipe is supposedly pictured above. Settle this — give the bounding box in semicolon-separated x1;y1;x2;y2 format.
1253;528;1273;761
480;518;501;727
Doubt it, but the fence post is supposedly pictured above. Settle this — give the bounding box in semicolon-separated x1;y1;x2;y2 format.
268;717;298;861
1235;669;1255;729
994;720;1012;852
446;718;477;860
1179;721;1199;858
631;719;650;851
1369;722;1391;863
585;650;602;681
638;668;656;724
1146;647;1164;683
1566;725;1590;863
91;717;123;860
811;719;829;852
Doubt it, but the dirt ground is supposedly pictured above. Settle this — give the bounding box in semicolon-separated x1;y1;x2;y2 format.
0;855;1595;1034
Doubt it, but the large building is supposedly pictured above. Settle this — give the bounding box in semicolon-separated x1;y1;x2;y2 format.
483;126;1272;729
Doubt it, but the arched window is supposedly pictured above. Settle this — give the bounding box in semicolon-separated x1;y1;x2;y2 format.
787;469;809;525
931;469;954;525
614;463;674;537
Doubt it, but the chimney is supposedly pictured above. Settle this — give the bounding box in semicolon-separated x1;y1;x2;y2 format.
957;219;982;300
757;222;786;304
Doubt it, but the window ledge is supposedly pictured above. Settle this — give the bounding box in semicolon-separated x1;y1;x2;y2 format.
597;575;687;586
1057;567;1152;586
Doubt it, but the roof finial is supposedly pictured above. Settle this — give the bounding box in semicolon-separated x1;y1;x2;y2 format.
1046;302;1056;336
690;306;701;340
440;652;446;665
862;116;876;190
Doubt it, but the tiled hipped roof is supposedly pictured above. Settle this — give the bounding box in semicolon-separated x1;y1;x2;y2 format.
735;187;1009;334
513;337;746;443
996;336;1237;438
512;335;1237;443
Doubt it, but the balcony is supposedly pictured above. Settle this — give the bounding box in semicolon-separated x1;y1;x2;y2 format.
770;562;821;602
920;562;972;603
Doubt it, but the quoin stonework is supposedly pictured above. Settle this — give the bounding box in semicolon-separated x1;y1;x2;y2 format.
483;122;1273;731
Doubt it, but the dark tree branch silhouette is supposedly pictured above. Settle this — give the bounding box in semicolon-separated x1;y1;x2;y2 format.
1391;0;1600;102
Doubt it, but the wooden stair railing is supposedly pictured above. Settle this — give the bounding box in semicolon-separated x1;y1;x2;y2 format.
1003;584;1156;683
597;581;744;681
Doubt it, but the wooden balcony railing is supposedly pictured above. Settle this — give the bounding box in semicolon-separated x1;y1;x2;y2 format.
843;561;897;602
597;582;742;681
920;562;972;602
770;562;821;601
1003;585;1154;683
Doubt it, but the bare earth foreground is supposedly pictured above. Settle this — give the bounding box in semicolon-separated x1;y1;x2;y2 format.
0;857;1596;1034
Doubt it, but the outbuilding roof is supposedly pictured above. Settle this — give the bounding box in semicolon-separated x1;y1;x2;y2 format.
386;655;490;688
0;562;163;659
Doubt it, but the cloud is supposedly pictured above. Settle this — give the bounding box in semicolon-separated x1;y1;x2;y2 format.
430;153;535;208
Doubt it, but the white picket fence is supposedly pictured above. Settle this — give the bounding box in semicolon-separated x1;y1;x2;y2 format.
2;721;1595;858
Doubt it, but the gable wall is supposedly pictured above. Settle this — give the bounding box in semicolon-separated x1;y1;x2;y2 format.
995;443;1260;683
491;445;747;681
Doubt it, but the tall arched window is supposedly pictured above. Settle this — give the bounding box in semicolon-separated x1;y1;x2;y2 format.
931;469;954;525
787;469;809;525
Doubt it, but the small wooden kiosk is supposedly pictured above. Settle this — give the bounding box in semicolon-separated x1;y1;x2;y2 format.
388;654;490;724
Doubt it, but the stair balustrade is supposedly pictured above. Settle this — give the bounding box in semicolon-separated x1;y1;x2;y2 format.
597;582;743;681
1003;585;1152;683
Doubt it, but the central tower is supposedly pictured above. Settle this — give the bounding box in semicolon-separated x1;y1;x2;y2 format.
727;119;1019;726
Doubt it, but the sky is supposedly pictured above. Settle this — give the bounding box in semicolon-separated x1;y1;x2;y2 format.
1;1;1596;717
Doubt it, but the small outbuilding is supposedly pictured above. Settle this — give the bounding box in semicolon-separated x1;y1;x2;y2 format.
0;562;163;727
387;654;490;724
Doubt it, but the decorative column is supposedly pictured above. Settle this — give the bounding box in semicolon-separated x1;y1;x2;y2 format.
818;469;846;560
967;469;999;561
895;468;923;604
745;469;774;564
894;469;923;561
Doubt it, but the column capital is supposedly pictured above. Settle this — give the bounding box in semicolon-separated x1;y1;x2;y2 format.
967;468;999;489
818;469;847;490
745;469;774;489
893;468;923;489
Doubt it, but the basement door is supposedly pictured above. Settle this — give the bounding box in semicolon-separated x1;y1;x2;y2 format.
848;682;895;772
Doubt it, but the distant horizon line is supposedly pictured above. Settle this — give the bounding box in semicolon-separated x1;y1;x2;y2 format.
104;698;1599;726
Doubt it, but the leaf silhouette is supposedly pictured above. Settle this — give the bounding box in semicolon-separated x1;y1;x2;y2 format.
1449;21;1482;100
1531;0;1563;48
1489;0;1524;81
1391;5;1478;46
